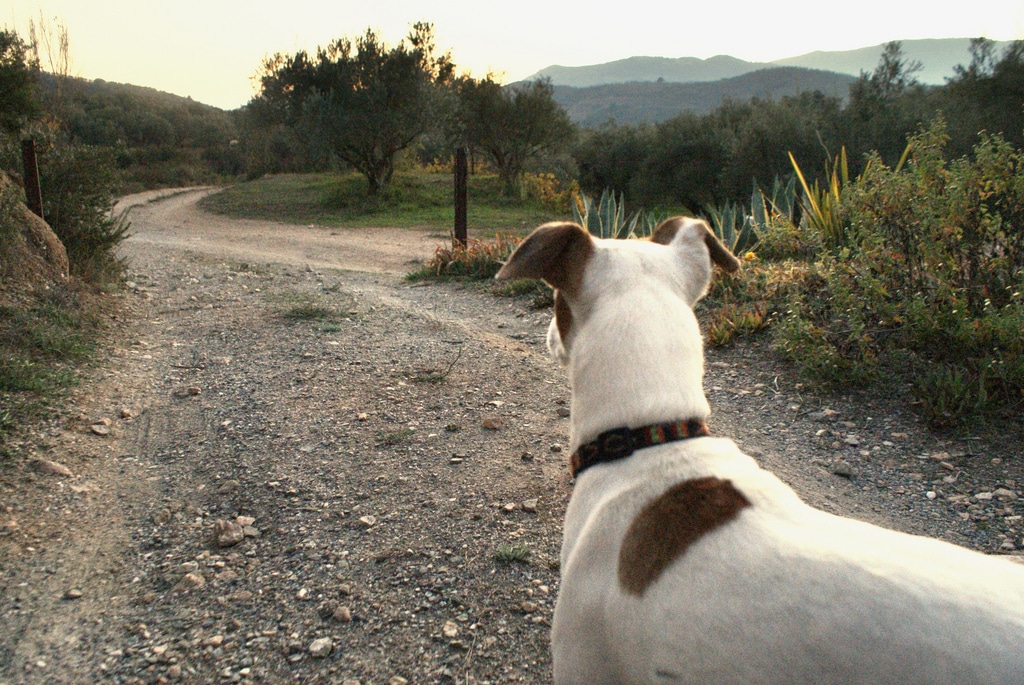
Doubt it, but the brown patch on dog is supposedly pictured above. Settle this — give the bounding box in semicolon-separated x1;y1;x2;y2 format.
618;476;750;596
650;217;741;273
554;291;573;344
495;222;594;294
650;217;685;245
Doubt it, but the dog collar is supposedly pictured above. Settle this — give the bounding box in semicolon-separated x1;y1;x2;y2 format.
570;419;711;478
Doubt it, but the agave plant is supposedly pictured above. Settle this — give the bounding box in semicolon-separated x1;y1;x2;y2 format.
702;201;759;255
572;188;641;239
750;176;798;231
789;147;850;250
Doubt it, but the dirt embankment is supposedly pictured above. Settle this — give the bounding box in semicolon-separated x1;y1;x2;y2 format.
1;189;1021;685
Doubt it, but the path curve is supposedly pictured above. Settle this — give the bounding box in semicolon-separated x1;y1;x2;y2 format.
120;187;449;274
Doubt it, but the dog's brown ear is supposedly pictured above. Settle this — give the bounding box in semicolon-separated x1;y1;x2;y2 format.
496;222;594;293
652;217;742;273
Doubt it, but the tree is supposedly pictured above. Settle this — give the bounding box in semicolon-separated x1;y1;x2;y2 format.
843;41;929;168
458;77;574;197
0;29;39;135
251;22;454;195
945;39;1024;155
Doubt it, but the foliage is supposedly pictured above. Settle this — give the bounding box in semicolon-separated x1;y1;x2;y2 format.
495;542;531;563
777;121;1024;426
572;188;641;239
943;39;1024;156
252;23;454;196
789;146;852;250
199;170;557;230
0;28;39;135
0;286;102;440
407;233;521;282
457;77;575;197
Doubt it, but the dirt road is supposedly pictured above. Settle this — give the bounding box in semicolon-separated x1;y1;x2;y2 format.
1;189;1021;685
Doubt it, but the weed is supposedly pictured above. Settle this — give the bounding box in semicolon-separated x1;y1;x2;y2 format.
495;543;531;563
407;233;521;282
376;427;415;446
409;347;463;383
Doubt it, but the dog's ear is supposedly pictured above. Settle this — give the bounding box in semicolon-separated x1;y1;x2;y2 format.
495;222;594;293
652;217;742;273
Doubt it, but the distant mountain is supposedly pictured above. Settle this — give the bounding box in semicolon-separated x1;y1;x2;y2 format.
551;67;857;127
533;55;764;88
526;38;1014;88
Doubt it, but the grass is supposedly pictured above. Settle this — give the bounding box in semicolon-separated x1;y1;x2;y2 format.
0;290;105;443
199;170;559;233
495;543;531;563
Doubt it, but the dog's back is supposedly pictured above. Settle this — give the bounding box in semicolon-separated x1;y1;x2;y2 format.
554;437;1024;685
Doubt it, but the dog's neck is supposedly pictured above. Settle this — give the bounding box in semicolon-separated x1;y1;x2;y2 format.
562;292;711;453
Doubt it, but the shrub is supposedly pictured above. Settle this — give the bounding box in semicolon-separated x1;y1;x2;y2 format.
776;120;1024;426
407;233;521;282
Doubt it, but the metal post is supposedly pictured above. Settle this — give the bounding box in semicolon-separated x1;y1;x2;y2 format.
454;147;468;248
21;139;44;221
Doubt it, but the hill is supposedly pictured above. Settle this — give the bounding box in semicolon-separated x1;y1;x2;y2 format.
527;38;1013;88
552;67;856;126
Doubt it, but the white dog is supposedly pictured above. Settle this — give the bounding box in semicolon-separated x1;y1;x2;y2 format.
496;217;1024;685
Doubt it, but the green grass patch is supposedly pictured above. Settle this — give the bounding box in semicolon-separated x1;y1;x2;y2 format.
199;171;558;232
495;543;531;564
0;291;104;441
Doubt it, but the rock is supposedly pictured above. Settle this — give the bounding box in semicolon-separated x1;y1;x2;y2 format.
167;663;182;680
975;492;995;501
520;601;539;614
442;620;459;638
31;459;72;477
64;588;83;600
217;480;240;494
90;423;111;436
831;460;857;478
550;444;563;453
174;572;205;591
339;583;353;596
214;519;245;547
993;488;1018;501
522;499;538;513
808;408;838;422
308;637;333;658
389;677;409;685
481;417;503;430
843;435;860;447
358;515;377;528
236;515;255;527
333;605;352;622
556;407;571;418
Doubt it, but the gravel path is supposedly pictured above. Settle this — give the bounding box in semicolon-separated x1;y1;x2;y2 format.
1;189;1022;685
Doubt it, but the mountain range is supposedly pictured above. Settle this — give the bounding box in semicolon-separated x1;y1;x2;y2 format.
523;38;1012;126
525;38;1010;88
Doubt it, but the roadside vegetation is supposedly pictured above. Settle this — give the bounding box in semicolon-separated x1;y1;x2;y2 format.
1;13;1022;444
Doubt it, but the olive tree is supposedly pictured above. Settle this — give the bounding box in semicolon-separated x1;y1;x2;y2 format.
251;22;453;195
458;77;574;197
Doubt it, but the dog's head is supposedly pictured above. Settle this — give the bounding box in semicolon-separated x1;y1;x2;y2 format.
496;217;740;365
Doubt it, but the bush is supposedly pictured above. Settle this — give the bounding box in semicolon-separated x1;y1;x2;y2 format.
776;120;1024;426
1;131;129;286
407;233;521;282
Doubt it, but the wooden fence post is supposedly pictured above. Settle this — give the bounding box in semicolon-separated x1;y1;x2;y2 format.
21;139;44;221
453;147;468;248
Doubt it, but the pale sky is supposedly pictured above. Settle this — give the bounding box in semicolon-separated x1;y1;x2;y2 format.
5;1;1024;111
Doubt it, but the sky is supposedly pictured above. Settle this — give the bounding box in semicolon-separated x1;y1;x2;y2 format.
5;1;1024;111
